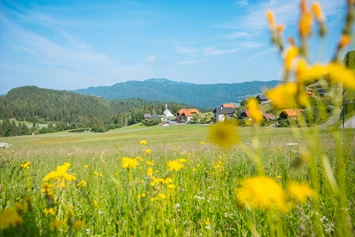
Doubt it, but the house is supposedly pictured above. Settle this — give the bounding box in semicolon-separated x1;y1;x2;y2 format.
279;109;303;120
144;114;152;121
305;87;315;97
213;107;235;122
222;103;236;109
307;81;331;97
241;109;264;122
177;109;199;122
256;95;269;104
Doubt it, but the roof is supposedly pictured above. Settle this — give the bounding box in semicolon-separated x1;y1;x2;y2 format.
281;109;303;117
256;95;268;100
177;108;199;117
242;109;263;118
222;103;236;109
213;107;235;114
144;113;151;118
263;113;277;120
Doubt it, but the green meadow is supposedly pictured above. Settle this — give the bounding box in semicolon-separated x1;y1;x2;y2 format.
0;124;354;236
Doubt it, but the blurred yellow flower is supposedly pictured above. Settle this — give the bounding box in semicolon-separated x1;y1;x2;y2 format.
83;165;88;169
121;157;138;169
168;184;176;190
158;193;167;200
178;158;187;163
339;34;352;50
299;10;313;38
147;167;153;177
43;208;55;216
247;98;263;124
208;122;239;149
236;176;287;212
93;171;99;175
77;180;87;187
73;220;85;230
167;160;184;171
200;141;205;145
50;220;63;230
136;156;144;161
20;161;30;169
327;62;355;89
43;162;76;182
140;140;147;145
0;209;23;229
284;46;298;71
266;10;275;29
312;2;324;22
146;149;152;155
146;160;154;166
288;181;317;203
266;82;309;108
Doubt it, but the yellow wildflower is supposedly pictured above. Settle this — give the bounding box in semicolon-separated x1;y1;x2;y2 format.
288;181;317;203
136;156;144;161
266;82;309;108
158;193;166;200
302;64;325;83
57;181;66;189
299;10;313;38
168;184;176;190
73;220;85;230
208;122;239;149
235;176;287;212
312;2;324;22
43;162;76;182
204;218;210;226
266;10;275;29
178;158;187;163
284;46;299;71
296;58;309;83
43;208;55;216
200;141;205;145
167;160;184;171
67;209;74;218
146;149;152;155
0;209;23;229
141;193;146;197
164;178;173;184
83;165;88;169
50;220;63;230
93;171;98;175
77;180;87;187
327;63;355;89
247;98;263;124
93;200;98;206
147;167;153;177
121;157;138;169
140;140;147;145
146;160;154;166
20;161;30;169
339;34;352;50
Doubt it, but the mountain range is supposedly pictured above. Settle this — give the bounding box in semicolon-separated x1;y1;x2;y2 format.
74;78;280;108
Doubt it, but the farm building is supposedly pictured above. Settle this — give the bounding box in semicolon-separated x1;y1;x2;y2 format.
176;109;199;122
256;95;269;104
279;109;303;120
213;107;235;122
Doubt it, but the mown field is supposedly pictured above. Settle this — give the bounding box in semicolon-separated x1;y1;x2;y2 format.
0;124;354;236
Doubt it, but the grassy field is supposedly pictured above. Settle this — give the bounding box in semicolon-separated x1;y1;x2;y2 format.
0;124;354;236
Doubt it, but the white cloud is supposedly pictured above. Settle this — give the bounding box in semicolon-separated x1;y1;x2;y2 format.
223;31;250;40
243;48;276;62
175;45;198;54
220;0;346;32
146;55;156;62
238;41;264;49
234;0;248;6
175;60;202;65
203;47;238;55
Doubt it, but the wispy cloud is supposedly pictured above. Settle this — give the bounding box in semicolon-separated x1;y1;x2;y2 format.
175;45;198;54
220;0;346;31
237;41;264;49
175;59;202;65
234;0;248;6
223;31;250;40
243;48;276;62
203;47;238;55
146;55;156;62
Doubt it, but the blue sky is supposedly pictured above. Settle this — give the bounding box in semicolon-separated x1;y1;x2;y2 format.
0;0;351;94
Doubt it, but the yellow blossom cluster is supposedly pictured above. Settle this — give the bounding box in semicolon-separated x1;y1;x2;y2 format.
43;162;76;182
20;161;30;169
208;122;239;149
167;159;184;171
0;209;23;229
121;157;139;169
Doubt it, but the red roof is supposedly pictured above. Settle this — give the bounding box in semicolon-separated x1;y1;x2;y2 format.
222;103;236;109
177;109;199;117
282;109;303;117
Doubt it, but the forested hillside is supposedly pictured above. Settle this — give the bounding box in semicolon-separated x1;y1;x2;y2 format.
0;86;193;136
74;78;280;108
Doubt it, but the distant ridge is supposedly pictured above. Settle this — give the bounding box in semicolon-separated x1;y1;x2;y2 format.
74;78;280;108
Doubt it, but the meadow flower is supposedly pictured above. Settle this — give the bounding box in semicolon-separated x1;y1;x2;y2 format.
83;165;88;169
93;171;99;175
299;10;313;39
247;98;263;124
235;176;287;212
200;141;205;145
136;156;144;161
178;158;187;163
284;46;299;71
168;184;176;190
339;34;352;50
147;167;153;177
121;157;138;169
140;140;147;145
20;161;30;169
167;160;184;171
0;209;23;229
50;220;63;230
158;193;167;200
266;10;275;29
326;62;355;89
73;220;85;230
43;208;55;215
145;149;152;155
43;162;76;182
287;181;317;203
208;122;239;149
164;178;173;184
266;82;309;108
312;2;324;22
146;160;154;166
77;180;87;187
